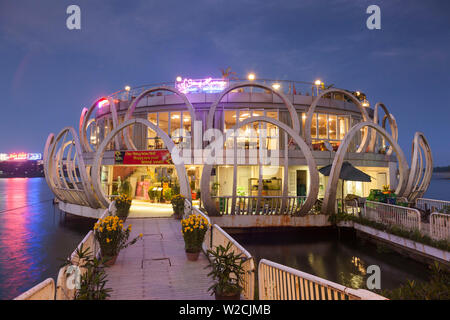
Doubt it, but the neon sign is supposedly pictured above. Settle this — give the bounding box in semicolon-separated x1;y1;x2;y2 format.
176;78;228;94
97;99;109;108
0;153;43;161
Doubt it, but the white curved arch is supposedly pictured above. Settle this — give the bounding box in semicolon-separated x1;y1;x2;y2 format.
321;122;410;214
304;89;370;152
91;118;192;208
45;127;101;208
80;97;120;153
200;116;319;216
206;82;300;134
404;132;433;201
123;86;197;151
368;102;398;155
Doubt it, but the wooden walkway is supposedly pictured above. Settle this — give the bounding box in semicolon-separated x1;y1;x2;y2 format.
106;218;214;300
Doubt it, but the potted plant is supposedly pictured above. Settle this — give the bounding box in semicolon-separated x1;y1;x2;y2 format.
119;180;132;197
148;188;156;203
163;187;173;203
115;193;132;220
171;194;185;219
181;214;210;261
62;244;112;300
94;216;142;266
206;242;245;300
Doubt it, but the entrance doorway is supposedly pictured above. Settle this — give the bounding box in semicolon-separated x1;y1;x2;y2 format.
296;170;307;197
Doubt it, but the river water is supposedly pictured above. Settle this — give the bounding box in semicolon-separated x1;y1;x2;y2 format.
0;175;448;299
0;178;93;300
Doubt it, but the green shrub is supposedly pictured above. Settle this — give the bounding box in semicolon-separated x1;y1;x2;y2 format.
381;262;450;300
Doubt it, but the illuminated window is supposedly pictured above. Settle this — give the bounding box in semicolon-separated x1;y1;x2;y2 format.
318;114;327;139
328;115;337;140
311;113;317;138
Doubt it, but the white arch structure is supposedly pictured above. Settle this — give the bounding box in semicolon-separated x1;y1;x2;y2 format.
44;81;434;219
91;118;192;208
206;82;301;134
123;86;197;151
200;116;319;216
321;122;410;214
404;132;433;202
79;97;120;153
43;127;102;208
367;102;398;155
304;89;370;152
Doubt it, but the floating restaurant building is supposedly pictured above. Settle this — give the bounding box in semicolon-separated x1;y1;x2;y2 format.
43;77;433;221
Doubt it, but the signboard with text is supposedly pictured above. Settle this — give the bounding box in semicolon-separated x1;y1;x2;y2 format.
114;150;172;165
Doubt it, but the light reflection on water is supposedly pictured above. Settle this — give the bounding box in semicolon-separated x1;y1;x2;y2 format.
0;178;93;300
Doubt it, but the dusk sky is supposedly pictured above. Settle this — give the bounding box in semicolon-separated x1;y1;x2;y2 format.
0;0;449;165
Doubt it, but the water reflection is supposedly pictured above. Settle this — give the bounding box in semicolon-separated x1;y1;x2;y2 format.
232;228;430;290
0;178;93;300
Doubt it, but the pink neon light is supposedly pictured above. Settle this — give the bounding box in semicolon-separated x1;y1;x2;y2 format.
98;99;109;108
176;78;228;94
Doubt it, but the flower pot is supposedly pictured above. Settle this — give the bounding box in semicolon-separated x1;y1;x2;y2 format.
214;291;241;300
185;251;200;261
103;254;118;266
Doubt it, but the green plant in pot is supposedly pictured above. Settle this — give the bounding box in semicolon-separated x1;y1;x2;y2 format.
206;242;245;300
115;194;132;220
62;244;112;300
171;194;185;219
119;180;132;198
163;187;173;203
181;214;210;261
93;215;142;266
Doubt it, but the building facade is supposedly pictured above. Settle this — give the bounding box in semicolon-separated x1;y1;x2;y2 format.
43;77;433;219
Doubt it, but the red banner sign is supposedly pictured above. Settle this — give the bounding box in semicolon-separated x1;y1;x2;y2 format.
115;151;172;165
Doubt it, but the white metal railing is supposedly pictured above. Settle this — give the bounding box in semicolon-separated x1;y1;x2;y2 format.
55;205;113;300
258;259;386;300
430;212;450;241
212;196;307;216
193;207;212;252
363;201;421;232
210;224;255;300
416;198;450;213
14;278;55;300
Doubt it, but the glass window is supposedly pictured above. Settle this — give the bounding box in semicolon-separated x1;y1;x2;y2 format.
170;112;181;137
266;110;279;150
311;113;317;138
224;110;237;149
182;112;191;133
338;116;348;140
328;115;337;140
159;112;169;134
318;114;327;139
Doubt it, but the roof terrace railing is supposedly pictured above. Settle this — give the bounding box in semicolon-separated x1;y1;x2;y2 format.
108;78;351;102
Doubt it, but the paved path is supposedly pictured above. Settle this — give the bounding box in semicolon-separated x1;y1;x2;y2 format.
128;200;173;218
106;218;214;300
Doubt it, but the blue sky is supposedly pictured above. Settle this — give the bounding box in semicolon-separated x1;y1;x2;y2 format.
0;0;449;165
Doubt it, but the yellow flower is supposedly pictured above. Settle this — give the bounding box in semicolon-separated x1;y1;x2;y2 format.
139;233;143;238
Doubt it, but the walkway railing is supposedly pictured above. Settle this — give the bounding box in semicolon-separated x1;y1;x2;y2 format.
209;224;256;300
363;201;421;232
212;196;307;216
430;213;450;241
193;207;212;252
416;198;450;213
13;278;55;300
258;259;386;300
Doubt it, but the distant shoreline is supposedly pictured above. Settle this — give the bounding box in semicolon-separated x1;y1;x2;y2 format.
432;172;450;180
